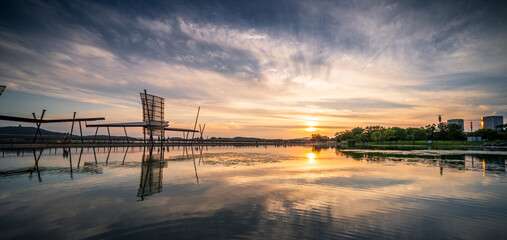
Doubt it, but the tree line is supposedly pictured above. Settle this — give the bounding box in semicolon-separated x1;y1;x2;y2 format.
311;123;507;143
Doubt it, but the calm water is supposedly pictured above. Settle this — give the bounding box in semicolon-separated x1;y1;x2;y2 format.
1;146;507;240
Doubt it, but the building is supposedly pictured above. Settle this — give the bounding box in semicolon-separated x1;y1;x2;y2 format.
447;119;464;131
481;115;504;130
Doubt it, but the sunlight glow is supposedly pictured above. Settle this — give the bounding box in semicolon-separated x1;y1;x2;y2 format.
307;152;316;164
306;121;318;127
305;127;316;132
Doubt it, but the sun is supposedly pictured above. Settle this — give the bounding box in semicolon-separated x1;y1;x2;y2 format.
305;127;316;132
305;121;318;132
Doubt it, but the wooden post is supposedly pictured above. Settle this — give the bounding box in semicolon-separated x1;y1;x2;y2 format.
94;127;99;143
122;147;129;165
106;147;111;165
123;127;129;143
107;127;112;144
70;112;76;141
79;121;84;143
32;110;46;143
77;148;83;169
191;107;200;142
93;148;97;164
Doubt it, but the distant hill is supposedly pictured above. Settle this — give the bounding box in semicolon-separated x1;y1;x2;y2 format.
0;126;137;143
291;137;312;141
0;126;64;136
232;137;267;141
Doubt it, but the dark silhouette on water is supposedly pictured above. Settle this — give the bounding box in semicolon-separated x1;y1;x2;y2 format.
137;146;165;201
0;111;104;143
29;149;43;182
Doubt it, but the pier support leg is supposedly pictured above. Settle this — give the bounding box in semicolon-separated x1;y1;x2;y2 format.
32;110;46;143
79;121;84;143
191;106;200;144
93;147;97;164
94;127;99;143
70;112;76;141
106;147;111;165
123;127;129;143
107;127;112;144
122;147;129;165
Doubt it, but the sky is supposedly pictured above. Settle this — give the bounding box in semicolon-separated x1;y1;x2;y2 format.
0;0;506;138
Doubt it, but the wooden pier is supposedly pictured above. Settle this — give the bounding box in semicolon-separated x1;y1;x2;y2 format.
0;140;311;149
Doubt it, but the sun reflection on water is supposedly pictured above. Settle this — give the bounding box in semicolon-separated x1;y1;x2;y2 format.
307;152;316;164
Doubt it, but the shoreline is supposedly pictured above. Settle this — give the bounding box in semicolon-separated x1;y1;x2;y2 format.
0;142;311;149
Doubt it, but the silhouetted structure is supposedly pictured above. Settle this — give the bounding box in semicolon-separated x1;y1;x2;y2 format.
436;113;444;124
0;111;104;143
87;90;198;145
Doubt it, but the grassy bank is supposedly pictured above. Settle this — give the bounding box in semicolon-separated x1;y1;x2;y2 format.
352;140;506;147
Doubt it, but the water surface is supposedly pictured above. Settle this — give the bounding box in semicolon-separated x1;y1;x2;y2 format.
1;146;506;239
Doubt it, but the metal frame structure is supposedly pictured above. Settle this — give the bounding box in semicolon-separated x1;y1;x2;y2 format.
0;85;5;96
0;110;105;143
87;90;198;145
141;90;165;143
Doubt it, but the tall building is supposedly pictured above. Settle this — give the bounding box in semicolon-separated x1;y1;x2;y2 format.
481;116;504;130
447;119;464;131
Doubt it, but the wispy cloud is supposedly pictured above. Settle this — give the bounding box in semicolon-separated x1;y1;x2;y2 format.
0;0;506;137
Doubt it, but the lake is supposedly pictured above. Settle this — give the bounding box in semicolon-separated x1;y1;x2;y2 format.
1;146;506;239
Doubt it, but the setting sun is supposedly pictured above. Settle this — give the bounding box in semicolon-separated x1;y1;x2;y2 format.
305;121;318;132
305;127;316;132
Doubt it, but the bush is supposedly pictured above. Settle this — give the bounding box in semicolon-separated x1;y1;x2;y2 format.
346;139;356;146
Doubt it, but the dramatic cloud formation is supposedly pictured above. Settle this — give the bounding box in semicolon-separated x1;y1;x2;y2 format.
0;0;506;138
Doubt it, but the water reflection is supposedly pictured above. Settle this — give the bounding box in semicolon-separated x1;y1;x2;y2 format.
0;146;507;239
137;146;202;200
336;148;507;176
29;149;43;182
137;147;165;200
306;152;316;164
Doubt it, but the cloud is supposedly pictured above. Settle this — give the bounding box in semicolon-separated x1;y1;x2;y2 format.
137;18;172;35
0;0;506;138
299;98;418;110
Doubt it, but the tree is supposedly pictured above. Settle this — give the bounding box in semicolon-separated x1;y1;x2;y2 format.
384;129;397;142
424;124;437;140
334;130;354;142
447;123;465;141
406;134;415;144
356;132;369;142
312;133;330;142
469;129;502;140
391;127;406;141
365;126;384;138
436;123;449;140
351;127;364;136
406;127;427;140
370;131;383;142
